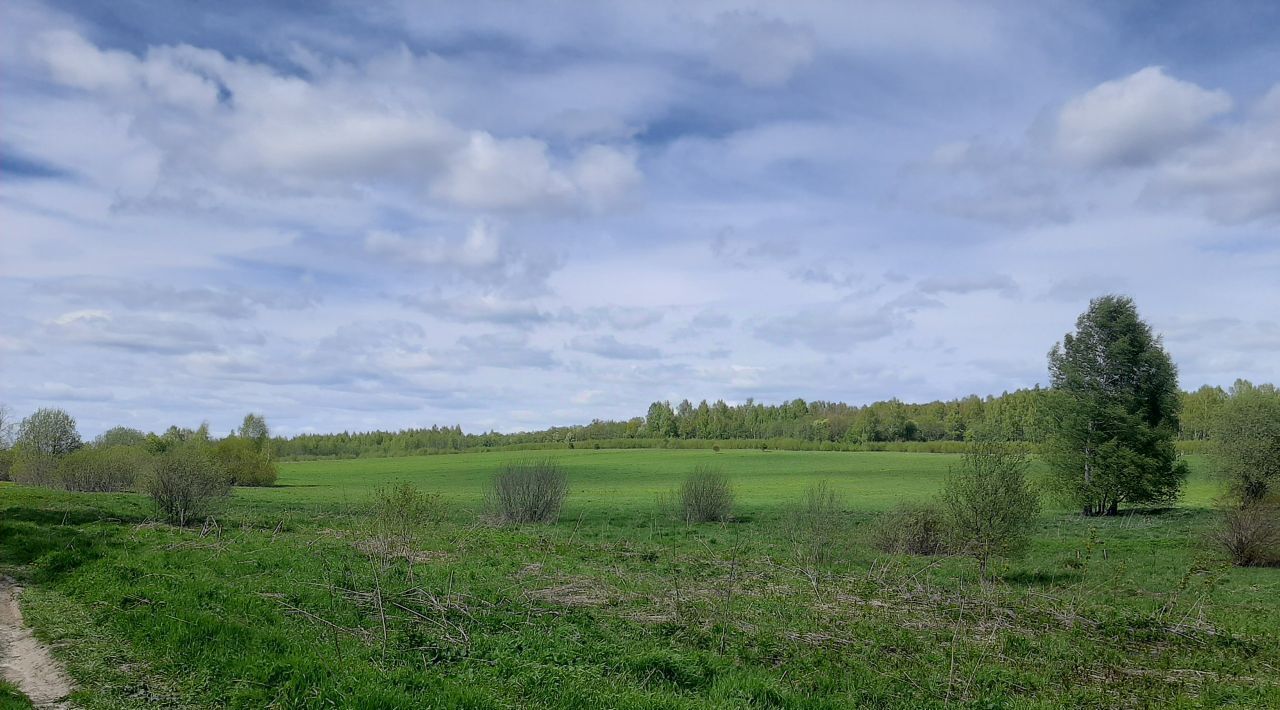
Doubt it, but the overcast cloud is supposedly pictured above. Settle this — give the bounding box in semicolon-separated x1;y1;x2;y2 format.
3;0;1278;436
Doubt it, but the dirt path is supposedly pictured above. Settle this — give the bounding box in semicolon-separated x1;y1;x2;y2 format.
0;578;74;709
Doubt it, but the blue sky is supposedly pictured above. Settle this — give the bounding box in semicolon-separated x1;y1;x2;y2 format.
2;0;1278;437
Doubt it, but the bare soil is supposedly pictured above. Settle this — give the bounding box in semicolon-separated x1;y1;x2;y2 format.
0;579;74;709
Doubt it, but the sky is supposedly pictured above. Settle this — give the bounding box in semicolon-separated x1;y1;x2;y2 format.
2;0;1279;438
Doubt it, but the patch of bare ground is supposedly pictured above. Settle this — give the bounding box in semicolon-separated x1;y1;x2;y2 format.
0;578;75;709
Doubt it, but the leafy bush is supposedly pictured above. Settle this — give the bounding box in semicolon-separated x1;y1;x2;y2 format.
486;459;568;524
214;437;277;487
56;445;148;492
869;502;947;556
9;448;60;487
680;466;734;523
143;444;231;526
1212;500;1280;567
784;479;845;570
0;448;12;482
941;440;1040;578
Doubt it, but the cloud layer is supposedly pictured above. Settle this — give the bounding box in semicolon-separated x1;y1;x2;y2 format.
2;0;1278;436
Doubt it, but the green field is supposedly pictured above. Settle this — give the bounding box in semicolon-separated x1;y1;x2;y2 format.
1;449;1276;708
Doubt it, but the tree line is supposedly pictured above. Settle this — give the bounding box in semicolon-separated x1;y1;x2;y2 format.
0;409;277;495
265;383;1259;461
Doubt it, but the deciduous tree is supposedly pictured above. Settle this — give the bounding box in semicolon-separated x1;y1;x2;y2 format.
1045;295;1186;516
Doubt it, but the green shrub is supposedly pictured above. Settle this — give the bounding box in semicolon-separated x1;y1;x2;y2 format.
0;449;13;482
9;448;60;488
214;437;277;487
56;445;148;492
941;440;1040;578
486;459;568;524
869;502;947;556
680;466;734;523
143;444;231;526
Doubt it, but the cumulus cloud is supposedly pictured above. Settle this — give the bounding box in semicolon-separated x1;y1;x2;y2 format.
1055;67;1232;168
30;30;643;214
1145;85;1280;222
925;67;1280;226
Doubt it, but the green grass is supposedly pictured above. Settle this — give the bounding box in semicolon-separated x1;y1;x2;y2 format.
1;449;1276;708
0;680;33;710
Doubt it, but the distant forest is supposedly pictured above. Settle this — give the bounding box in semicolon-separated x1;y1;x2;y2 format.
271;384;1239;460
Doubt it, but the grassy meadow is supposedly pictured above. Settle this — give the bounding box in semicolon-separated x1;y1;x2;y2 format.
1;449;1277;708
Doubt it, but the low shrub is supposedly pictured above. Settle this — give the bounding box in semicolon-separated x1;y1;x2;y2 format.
869;502;947;556
680;466;734;523
214;437;277;487
56;445;148;492
486;459;568;524
143;444;231;526
0;449;12;481
1212;500;1280;567
366;484;446;562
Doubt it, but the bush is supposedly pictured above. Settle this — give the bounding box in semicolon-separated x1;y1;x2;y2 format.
784;479;844;570
9;449;60;487
367;484;446;561
214;437;277;487
680;466;734;523
0;449;12;482
144;444;231;526
941;440;1040;578
1212;500;1280;567
486;459;568;524
869;502;947;556
56;446;147;492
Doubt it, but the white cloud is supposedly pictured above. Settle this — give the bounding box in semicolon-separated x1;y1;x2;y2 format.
1055;66;1232;168
1146;85;1280;222
30;30;642;215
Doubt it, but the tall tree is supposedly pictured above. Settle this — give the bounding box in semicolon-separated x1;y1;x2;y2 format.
15;407;82;456
1045;295;1187;516
239;414;270;447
